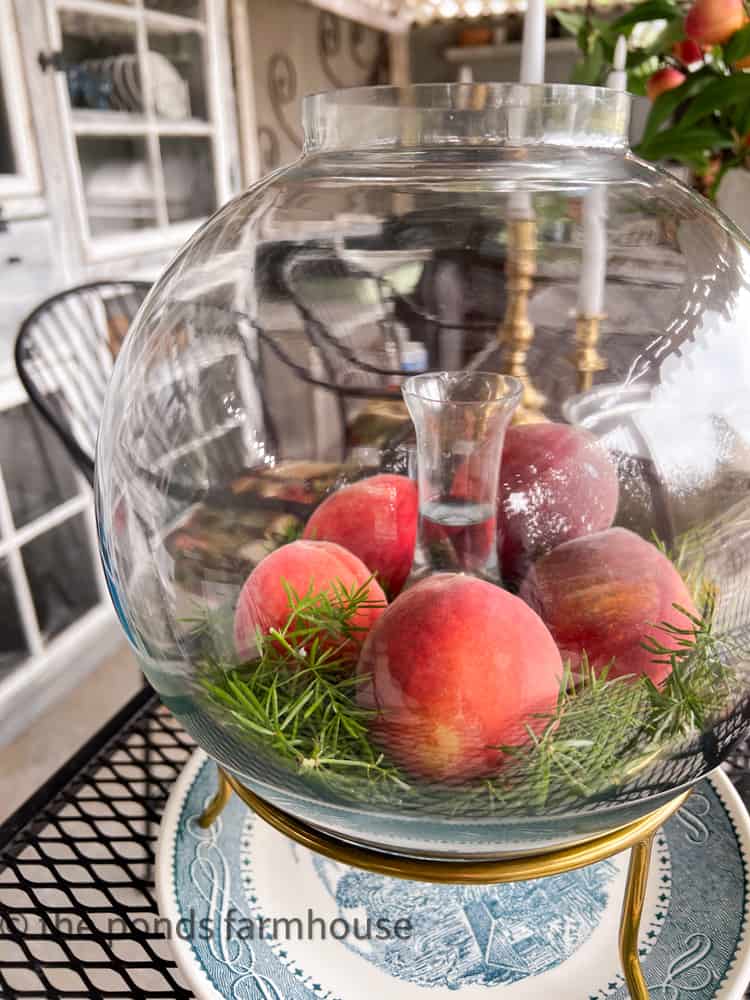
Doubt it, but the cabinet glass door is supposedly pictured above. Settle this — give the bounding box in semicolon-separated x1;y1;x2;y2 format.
46;0;232;261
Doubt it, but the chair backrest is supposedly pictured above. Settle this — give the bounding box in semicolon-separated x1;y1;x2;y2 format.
15;280;151;484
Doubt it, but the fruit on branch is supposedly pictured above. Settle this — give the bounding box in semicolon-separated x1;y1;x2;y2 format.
497;422;619;585
672;38;704;64
234;539;386;662
646;67;687;101
520;527;698;686
685;0;746;47
303;473;417;598
357;573;562;781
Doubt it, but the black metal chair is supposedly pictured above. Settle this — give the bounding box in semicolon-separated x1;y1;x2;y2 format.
14;280;151;486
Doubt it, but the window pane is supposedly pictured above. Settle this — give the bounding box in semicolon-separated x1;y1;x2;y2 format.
0;402;80;531
160;136;215;222
61;13;166;120
61;11;137;63
145;0;203;21
148;30;206;119
0;559;29;677
77;137;158;238
22;514;100;642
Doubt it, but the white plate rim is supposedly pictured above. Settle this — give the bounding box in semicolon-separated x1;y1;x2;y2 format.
156;750;750;1000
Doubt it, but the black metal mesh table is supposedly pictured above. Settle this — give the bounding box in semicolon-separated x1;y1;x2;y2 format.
0;689;193;998
2;687;750;999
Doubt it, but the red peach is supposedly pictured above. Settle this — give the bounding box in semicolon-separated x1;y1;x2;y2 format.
646;67;686;101
520;527;698;686
234;539;386;662
672;38;704;64
498;422;619;585
357;573;562;781
685;0;746;46
303;474;417;598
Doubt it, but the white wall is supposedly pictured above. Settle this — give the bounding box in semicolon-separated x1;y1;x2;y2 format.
246;0;385;171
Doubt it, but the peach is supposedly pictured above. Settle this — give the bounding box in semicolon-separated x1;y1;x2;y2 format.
303;474;417;598
685;0;746;46
497;422;619;585
357;574;562;781
672;38;704;64
646;67;686;101
234;539;386;662
520;527;698;686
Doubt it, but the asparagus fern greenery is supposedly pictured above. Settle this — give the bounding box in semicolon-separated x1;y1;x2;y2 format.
194;548;745;816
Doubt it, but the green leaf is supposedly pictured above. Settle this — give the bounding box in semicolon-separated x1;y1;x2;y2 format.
555;10;586;38
723;22;750;64
679;73;750;128
628;69;650;96
641;66;719;143
570;38;606;85
637;123;734;162
737;100;750;135
603;0;681;40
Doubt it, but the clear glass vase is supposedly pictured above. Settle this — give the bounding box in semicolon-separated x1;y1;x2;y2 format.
96;84;750;857
403;371;521;583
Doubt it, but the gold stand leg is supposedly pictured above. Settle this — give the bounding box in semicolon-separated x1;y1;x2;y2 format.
198;768;233;828
619;831;655;1000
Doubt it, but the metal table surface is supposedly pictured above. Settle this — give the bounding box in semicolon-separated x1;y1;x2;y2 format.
1;687;750;999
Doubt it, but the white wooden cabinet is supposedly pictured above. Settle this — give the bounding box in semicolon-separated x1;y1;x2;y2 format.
0;0;407;741
25;0;238;274
0;0;241;743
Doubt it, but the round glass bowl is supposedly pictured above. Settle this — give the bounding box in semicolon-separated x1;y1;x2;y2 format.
96;84;750;858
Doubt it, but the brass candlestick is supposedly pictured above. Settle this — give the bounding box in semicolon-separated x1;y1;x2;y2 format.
500;218;547;424
572;313;608;393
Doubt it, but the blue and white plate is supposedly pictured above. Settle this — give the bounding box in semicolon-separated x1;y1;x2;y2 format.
157;752;750;999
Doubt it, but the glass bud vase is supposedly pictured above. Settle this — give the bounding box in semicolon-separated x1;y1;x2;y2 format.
402;372;521;583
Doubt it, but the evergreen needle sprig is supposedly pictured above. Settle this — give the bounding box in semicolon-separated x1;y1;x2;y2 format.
199;579;408;792
641;594;741;742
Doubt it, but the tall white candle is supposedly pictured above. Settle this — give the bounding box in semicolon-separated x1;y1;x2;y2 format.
578;187;607;316
510;0;546;218
578;36;628;317
520;0;546;85
607;35;628;91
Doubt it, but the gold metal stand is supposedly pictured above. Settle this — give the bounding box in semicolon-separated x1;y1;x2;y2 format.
200;768;689;1000
573;313;608;392
197;769;233;828
500;218;546;424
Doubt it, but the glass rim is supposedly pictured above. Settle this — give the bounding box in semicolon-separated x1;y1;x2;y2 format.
302;83;632;154
402;371;524;406
304;81;629;108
